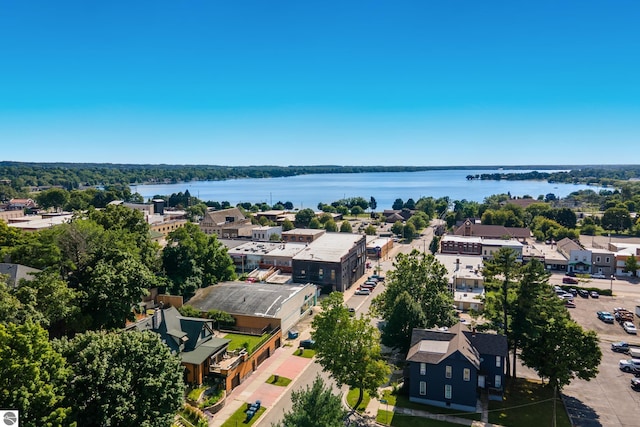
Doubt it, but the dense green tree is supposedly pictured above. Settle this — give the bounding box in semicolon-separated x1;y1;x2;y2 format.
379;291;426;353
0;278;22;323
282;218;295;231
0;322;72;427
319;213;333;224
35;188;70;212
390;221;404;237
482;247;521;377
404;198;416;209
275;376;346;427
206;309;235;329
372;251;456;352
625;254;639;277
14;270;80;330
309;218;321;229
311;293;390;413
283;201;294;210
162;223;235;297
402;222;416;242
295;208;316;228
7;227;63;270
601;206;632;232
177;304;202;318
324;219;338;232
350;206;364;217
364;225;377;235
429;235;441;254
57;330;185;427
520;316;601;390
369;196;377;212
75;250;156;330
415;197;436;218
339;220;352;233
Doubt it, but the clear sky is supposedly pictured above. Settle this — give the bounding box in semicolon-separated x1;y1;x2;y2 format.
1;1;638;166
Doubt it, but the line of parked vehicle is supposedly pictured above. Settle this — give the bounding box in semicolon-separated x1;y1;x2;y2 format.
354;275;385;296
614;341;640;391
553;285;599;309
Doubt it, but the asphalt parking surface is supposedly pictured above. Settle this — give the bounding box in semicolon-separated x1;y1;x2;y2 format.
549;290;640;427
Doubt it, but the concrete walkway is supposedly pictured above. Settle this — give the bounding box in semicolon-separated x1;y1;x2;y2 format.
208;333;314;427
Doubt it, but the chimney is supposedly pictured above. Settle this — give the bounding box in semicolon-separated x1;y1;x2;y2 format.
472;327;476;337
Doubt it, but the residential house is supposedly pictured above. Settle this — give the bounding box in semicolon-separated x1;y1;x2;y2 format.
128;306;231;386
406;324;507;412
0;263;41;288
199;207;253;238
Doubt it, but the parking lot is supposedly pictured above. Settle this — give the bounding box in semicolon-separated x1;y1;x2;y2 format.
539;290;640;427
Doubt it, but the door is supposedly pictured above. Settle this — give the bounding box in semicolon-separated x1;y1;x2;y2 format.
478;375;486;388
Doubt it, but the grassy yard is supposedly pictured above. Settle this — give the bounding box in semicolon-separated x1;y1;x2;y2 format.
220;404;266;427
392;394;481;421
293;348;315;358
346;388;371;413
186;385;207;402
266;375;292;387
223;333;269;352
488;378;571;427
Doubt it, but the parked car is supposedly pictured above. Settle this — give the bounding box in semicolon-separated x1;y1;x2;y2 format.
612;341;631;353
578;289;589;298
369;274;385;281
354;288;371;296
623;322;638;334
591;273;606;279
565;301;576;308
360;282;375;289
619;358;640;373
565;271;577;277
568;288;578;296
590;291;600;298
631;377;640;391
299;339;315;349
597;311;615;324
363;280;377;287
559;293;574;301
563;277;578;284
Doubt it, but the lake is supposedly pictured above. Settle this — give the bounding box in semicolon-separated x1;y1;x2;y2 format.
132;169;600;210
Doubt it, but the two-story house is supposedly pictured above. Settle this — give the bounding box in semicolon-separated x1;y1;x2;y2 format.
405;324;507;412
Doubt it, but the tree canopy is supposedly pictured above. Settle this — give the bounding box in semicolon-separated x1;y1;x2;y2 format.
311;293;389;412
371;251;455;353
275;376;346;427
56;330;185;427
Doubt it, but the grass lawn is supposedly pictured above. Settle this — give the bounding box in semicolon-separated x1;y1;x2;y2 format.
187;385;207;402
375;411;461;427
346;388;371;413
266;375;292;387
488;378;571;427
392;394;481;421
220;404;266;427
223;333;269;352
293;348;315;358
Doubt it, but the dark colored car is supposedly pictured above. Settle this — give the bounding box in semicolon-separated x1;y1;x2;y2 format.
369;275;385;281
612;341;630;353
563;277;578;284
299;339;315;349
568;288;578;296
565;271;577;277
578;289;589;298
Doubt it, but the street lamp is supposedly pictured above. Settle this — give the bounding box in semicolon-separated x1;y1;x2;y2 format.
610;274;614;293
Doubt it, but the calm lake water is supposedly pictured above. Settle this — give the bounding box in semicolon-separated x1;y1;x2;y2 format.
132;169;600;210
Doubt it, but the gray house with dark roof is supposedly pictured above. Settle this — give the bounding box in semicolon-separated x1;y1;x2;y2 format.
128;306;230;385
0;263;40;288
405;324;507;411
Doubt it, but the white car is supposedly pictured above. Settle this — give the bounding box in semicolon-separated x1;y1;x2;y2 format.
354;288;371;296
623;322;637;334
619;358;640;372
591;273;606;279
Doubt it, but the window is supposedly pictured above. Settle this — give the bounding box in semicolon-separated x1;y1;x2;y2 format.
463;368;470;381
606;257;610;263
496;356;501;368
596;256;601;263
419;381;426;395
444;384;452;399
331;270;336;280
495;375;502;388
445;365;452;378
420;363;426;375
318;268;323;278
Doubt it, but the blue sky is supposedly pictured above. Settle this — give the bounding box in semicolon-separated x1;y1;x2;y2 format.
1;1;638;166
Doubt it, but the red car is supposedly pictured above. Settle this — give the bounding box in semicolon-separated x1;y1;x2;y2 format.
563;277;578;284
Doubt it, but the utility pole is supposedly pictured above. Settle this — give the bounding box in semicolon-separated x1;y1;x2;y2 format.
552;384;557;427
